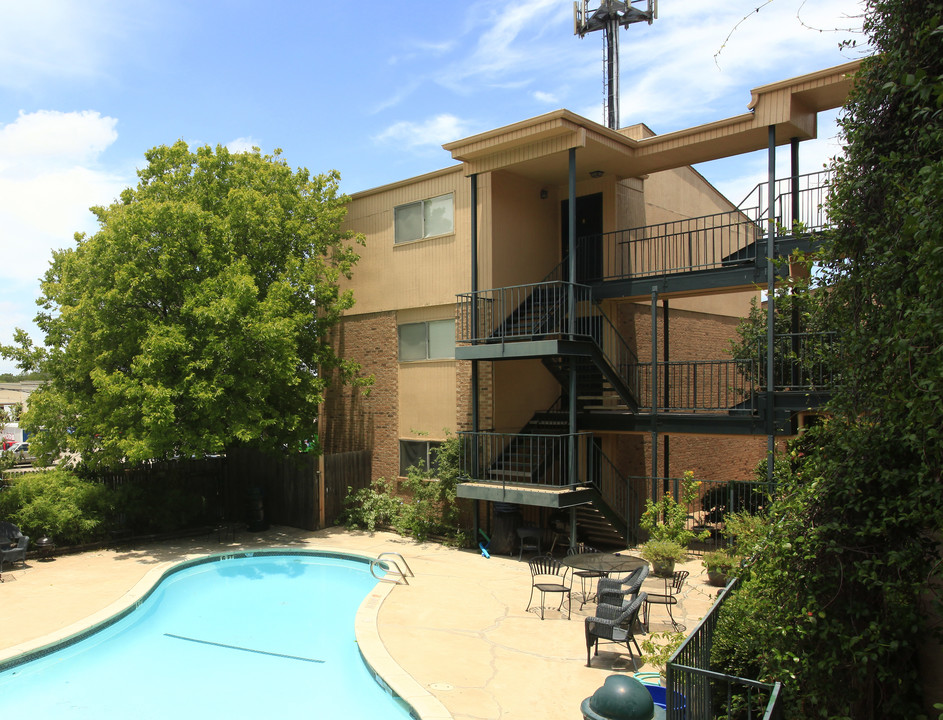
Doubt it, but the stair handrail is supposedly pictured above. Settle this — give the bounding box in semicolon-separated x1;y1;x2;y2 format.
737;169;832;231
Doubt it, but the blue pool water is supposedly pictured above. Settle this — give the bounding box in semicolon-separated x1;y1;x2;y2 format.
0;551;416;719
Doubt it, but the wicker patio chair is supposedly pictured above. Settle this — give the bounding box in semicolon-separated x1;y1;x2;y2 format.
595;564;649;607
584;592;647;669
526;554;572;620
643;570;689;631
0;534;29;575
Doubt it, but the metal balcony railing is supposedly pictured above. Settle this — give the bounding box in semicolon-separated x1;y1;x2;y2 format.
754;331;838;392
562;170;833;284
458;431;595;491
456;281;640;406
584;210;762;282
632;359;757;414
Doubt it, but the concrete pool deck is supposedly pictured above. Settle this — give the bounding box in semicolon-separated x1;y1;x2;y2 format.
0;525;721;719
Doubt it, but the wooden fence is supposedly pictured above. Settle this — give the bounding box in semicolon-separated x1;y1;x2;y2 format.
226;448;320;531
82;448;373;535
322;450;372;526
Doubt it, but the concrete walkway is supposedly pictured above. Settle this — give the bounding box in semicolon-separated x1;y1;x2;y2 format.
0;526;720;719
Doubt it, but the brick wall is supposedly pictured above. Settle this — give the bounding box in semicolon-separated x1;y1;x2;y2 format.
620;302;741;363
457;359;494;432
321;312;399;481
608;301;782;491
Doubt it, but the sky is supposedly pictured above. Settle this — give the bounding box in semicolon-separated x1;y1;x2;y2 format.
0;0;867;374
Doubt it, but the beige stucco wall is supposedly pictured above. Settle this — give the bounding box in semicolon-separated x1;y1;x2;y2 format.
491;359;560;434
342;167;470;315
398;361;456;440
490;171;559;288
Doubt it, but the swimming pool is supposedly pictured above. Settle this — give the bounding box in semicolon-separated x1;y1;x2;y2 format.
0;550;417;718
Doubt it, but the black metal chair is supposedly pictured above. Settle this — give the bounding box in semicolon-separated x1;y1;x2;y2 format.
596;564;649;607
526;554;572;620
516;526;542;560
585;592;647;669
548;514;570;555
566;543;608;609
643;570;689;631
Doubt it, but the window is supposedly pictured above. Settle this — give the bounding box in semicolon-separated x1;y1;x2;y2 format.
394;194;453;243
398;319;455;361
399;439;443;476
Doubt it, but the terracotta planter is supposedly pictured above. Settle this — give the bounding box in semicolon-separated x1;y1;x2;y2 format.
651;558;676;577
707;570;729;587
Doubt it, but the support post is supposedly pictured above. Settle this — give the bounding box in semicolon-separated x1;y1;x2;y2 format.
766;127;777;484
651;285;659;496
790;139;801;392
470;173;480;542
567;149;578;551
663;298;669;489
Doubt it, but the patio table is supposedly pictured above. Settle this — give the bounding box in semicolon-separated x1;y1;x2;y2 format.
561;552;648;575
561;553;648;607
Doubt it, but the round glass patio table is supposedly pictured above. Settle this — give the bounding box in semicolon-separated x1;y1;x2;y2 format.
561;552;648;574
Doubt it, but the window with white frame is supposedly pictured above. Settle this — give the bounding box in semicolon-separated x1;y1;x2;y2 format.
398;319;455;361
399;439;443;476
394;193;454;243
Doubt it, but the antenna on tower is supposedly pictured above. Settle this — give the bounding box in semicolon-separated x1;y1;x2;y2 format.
574;1;657;130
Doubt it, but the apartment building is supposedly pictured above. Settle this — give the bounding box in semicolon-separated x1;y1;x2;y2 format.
323;61;858;547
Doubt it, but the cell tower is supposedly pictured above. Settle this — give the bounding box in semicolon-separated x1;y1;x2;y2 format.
574;1;657;130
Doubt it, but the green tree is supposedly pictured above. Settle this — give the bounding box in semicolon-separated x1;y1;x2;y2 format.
1;142;366;467
714;3;943;717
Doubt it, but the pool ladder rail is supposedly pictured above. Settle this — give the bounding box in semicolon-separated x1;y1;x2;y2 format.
371;552;414;585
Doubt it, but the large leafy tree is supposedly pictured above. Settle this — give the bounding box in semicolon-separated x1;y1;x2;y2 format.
2;142;365;467
713;2;943;718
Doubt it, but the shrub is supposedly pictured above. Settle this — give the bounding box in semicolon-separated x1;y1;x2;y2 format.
641;630;686;677
640;470;710;547
341;435;468;545
341;477;401;532
0;468;111;545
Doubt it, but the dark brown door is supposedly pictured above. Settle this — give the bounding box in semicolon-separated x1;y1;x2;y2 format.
561;192;603;283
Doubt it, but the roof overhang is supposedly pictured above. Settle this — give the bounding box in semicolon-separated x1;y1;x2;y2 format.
442;60;861;184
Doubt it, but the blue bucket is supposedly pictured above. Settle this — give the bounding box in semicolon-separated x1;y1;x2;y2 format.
645;685;687;717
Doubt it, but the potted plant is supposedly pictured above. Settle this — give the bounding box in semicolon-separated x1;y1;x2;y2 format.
639;471;710;576
640;538;685;577
701;549;739;587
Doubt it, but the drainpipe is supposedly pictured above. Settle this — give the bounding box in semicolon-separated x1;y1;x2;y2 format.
766;127;777;484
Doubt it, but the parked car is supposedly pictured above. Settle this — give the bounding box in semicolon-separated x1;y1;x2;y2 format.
6;441;34;464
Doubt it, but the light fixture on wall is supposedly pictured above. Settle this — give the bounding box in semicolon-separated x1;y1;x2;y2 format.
540;188;549;199
589;170;604;179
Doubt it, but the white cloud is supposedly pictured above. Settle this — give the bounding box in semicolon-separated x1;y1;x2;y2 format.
440;0;576;92
0;0;118;90
0;110;118;175
533;90;559;104
226;137;262;154
373;114;478;149
0;109;130;372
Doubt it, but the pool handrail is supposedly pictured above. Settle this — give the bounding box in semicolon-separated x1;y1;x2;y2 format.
372;552;413;585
